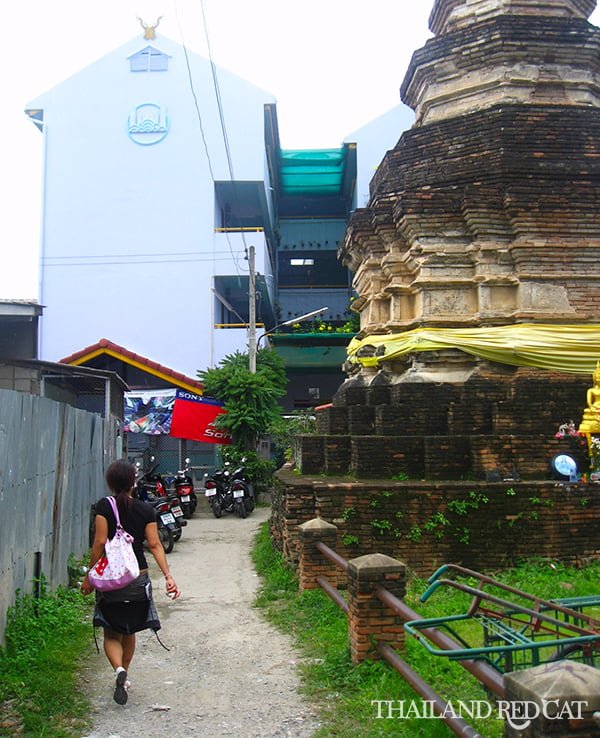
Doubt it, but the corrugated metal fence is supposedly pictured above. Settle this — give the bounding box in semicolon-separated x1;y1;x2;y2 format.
0;388;107;642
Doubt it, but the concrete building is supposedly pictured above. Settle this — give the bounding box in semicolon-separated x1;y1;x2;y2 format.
26;26;413;409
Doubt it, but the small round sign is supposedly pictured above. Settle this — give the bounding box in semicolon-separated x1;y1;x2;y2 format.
550;453;578;480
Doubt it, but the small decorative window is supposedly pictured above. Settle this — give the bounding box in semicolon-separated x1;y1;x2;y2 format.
290;258;315;266
129;47;170;73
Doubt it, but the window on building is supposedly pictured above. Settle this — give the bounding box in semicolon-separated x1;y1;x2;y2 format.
214;181;268;231
278;250;349;287
130;47;169;72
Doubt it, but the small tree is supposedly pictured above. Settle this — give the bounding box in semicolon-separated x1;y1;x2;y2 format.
198;348;287;451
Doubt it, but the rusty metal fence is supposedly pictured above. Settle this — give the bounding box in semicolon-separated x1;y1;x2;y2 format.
309;536;501;738
0;388;107;643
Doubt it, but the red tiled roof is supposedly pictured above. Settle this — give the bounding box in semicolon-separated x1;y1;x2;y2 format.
60;338;203;392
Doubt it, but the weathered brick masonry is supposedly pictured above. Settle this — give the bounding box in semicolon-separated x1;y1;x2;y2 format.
273;465;600;578
296;366;590;480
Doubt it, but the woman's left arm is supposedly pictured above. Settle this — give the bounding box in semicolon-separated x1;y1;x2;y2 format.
146;522;181;599
80;514;108;596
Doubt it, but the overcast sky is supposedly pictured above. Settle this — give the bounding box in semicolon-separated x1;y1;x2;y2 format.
2;1;599;299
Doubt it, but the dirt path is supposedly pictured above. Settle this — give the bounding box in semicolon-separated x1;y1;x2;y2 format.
81;504;320;738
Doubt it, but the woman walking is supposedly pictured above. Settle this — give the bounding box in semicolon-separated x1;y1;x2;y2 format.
81;459;180;705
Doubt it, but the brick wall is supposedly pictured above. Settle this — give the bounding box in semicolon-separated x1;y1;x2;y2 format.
297;366;591;480
273;466;600;577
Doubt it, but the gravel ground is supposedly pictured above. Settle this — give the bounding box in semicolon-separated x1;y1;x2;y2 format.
80;503;320;738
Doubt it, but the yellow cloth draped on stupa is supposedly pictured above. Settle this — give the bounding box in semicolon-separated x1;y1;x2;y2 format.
347;323;600;375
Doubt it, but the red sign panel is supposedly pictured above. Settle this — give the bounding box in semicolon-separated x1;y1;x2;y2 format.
169;391;232;445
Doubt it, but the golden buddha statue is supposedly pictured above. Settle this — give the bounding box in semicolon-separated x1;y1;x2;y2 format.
578;361;600;435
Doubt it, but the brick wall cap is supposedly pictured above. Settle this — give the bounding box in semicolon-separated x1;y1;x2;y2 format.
313;482;359;491
298;518;338;534
348;553;406;576
504;661;600;712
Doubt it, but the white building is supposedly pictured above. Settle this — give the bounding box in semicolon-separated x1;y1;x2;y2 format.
27;31;278;377
26;27;413;405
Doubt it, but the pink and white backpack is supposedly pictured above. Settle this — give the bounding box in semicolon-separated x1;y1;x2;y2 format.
88;496;140;591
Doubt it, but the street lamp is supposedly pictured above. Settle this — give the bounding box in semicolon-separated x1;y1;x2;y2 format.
257;307;329;349
248;306;329;372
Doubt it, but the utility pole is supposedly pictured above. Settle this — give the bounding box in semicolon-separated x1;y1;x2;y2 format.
248;244;257;373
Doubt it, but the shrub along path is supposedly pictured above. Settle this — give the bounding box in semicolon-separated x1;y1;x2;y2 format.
81;504;319;738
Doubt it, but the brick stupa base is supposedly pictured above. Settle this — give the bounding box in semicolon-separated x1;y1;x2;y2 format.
296;356;589;481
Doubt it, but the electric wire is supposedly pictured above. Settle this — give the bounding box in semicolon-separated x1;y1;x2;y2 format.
42;255;240;267
43;248;239;260
173;0;244;279
199;0;249;258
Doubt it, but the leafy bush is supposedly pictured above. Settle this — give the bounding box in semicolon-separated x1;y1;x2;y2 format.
269;409;317;464
198;348;287;451
219;446;276;498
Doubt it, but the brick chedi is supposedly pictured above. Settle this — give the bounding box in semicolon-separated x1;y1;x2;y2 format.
308;0;600;479
342;0;600;336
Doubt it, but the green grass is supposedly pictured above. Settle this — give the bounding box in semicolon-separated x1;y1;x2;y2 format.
251;524;600;737
0;578;93;737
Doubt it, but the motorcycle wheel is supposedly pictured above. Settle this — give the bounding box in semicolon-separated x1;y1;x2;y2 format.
244;496;255;513
235;499;248;519
172;525;182;542
182;503;192;519
158;525;174;554
190;496;197;515
211;499;222;518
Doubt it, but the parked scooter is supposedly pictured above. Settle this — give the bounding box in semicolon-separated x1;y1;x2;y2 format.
136;460;186;548
173;458;197;519
149;497;176;553
204;463;232;518
229;460;255;518
204;459;254;519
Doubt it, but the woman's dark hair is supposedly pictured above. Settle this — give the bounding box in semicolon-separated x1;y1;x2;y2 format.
105;460;136;519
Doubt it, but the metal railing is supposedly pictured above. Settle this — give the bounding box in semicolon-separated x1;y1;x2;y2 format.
309;540;503;738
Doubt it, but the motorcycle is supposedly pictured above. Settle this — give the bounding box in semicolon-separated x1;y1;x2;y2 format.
136;460;186;549
149;497;176;553
204;459;255;519
229;461;255;518
204;463;232;518
173;457;197;519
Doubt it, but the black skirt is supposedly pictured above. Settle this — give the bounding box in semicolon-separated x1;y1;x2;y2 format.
93;571;161;635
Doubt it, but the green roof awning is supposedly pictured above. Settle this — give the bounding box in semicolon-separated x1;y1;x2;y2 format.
279;148;348;197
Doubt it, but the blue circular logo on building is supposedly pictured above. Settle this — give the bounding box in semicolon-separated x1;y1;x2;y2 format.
127;103;170;145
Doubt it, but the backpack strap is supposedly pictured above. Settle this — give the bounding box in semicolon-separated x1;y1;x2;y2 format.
106;495;122;528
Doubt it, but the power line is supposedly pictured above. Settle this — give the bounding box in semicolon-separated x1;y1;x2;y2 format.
173;0;242;279
42;249;238;260
42;255;245;267
198;0;251;260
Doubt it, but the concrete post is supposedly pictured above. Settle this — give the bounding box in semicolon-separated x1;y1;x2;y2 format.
347;553;406;664
298;518;338;591
503;661;600;737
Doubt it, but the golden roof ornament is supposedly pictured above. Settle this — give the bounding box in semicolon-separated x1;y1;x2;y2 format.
137;16;162;40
